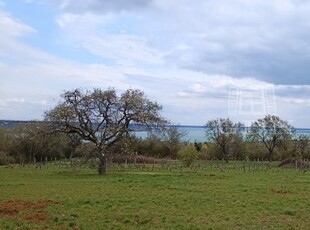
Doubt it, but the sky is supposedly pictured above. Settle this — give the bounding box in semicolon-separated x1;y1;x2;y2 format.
1;0;310;127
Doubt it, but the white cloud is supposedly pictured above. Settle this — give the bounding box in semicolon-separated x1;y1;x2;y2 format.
177;76;274;99
282;98;310;105
0;18;35;74
56;13;163;65
36;0;310;84
7;98;26;103
0;100;6;107
134;0;310;84
0;12;35;38
58;0;153;13
1;1;310;127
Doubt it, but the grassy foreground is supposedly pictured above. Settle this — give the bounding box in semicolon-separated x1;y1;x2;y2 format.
0;164;310;229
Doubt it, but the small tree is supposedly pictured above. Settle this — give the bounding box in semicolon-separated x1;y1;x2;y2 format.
294;134;310;160
9;122;68;164
194;142;202;152
0;128;15;165
134;134;166;158
247;115;294;161
0;128;9;153
178;145;198;167
67;133;82;159
158;125;187;159
45;88;165;174
205;118;244;162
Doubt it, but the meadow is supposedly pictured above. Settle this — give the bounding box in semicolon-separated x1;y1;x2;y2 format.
0;162;310;230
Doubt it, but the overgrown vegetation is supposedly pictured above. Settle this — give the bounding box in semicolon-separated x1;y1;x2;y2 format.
0;115;309;169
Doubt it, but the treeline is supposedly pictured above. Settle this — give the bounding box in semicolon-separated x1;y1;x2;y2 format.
0;115;309;166
0;122;186;165
2;88;309;175
203;115;310;162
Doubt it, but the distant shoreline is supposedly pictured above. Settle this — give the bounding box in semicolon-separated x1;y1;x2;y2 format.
1;120;310;130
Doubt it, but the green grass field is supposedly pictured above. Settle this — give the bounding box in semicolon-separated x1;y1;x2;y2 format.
0;163;309;229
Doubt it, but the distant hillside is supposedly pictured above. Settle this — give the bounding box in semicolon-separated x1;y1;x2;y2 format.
0;120;149;130
0;120;204;130
0;120;35;129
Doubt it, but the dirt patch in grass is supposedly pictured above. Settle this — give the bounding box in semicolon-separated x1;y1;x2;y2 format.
0;199;59;223
271;188;290;195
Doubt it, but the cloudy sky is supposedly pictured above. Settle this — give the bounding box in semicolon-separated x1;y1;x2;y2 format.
1;0;310;127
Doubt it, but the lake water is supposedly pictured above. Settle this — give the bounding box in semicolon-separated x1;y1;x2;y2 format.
135;126;310;143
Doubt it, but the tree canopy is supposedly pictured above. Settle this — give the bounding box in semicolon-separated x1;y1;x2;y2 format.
247;115;294;161
206;118;245;161
45;88;166;174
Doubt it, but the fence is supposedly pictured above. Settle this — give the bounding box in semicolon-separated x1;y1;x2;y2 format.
9;157;309;174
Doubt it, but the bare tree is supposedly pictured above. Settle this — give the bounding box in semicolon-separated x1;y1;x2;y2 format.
247;115;294;161
206;118;244;162
44;88;165;174
67;133;82;159
294;134;310;160
0;128;8;152
10;122;66;164
158;125;187;159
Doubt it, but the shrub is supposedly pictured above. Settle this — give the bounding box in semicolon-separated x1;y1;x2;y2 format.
177;146;198;167
134;136;168;158
244;142;267;161
0;151;15;165
192;142;219;160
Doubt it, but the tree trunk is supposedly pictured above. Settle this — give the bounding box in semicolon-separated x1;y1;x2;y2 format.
223;145;229;163
98;155;107;175
268;149;273;162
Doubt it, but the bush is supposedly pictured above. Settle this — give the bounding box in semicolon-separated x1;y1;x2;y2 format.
177;146;198;167
134;136;168;158
0;151;15;165
245;142;268;161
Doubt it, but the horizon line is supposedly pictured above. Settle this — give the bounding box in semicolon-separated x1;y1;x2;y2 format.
1;119;310;130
